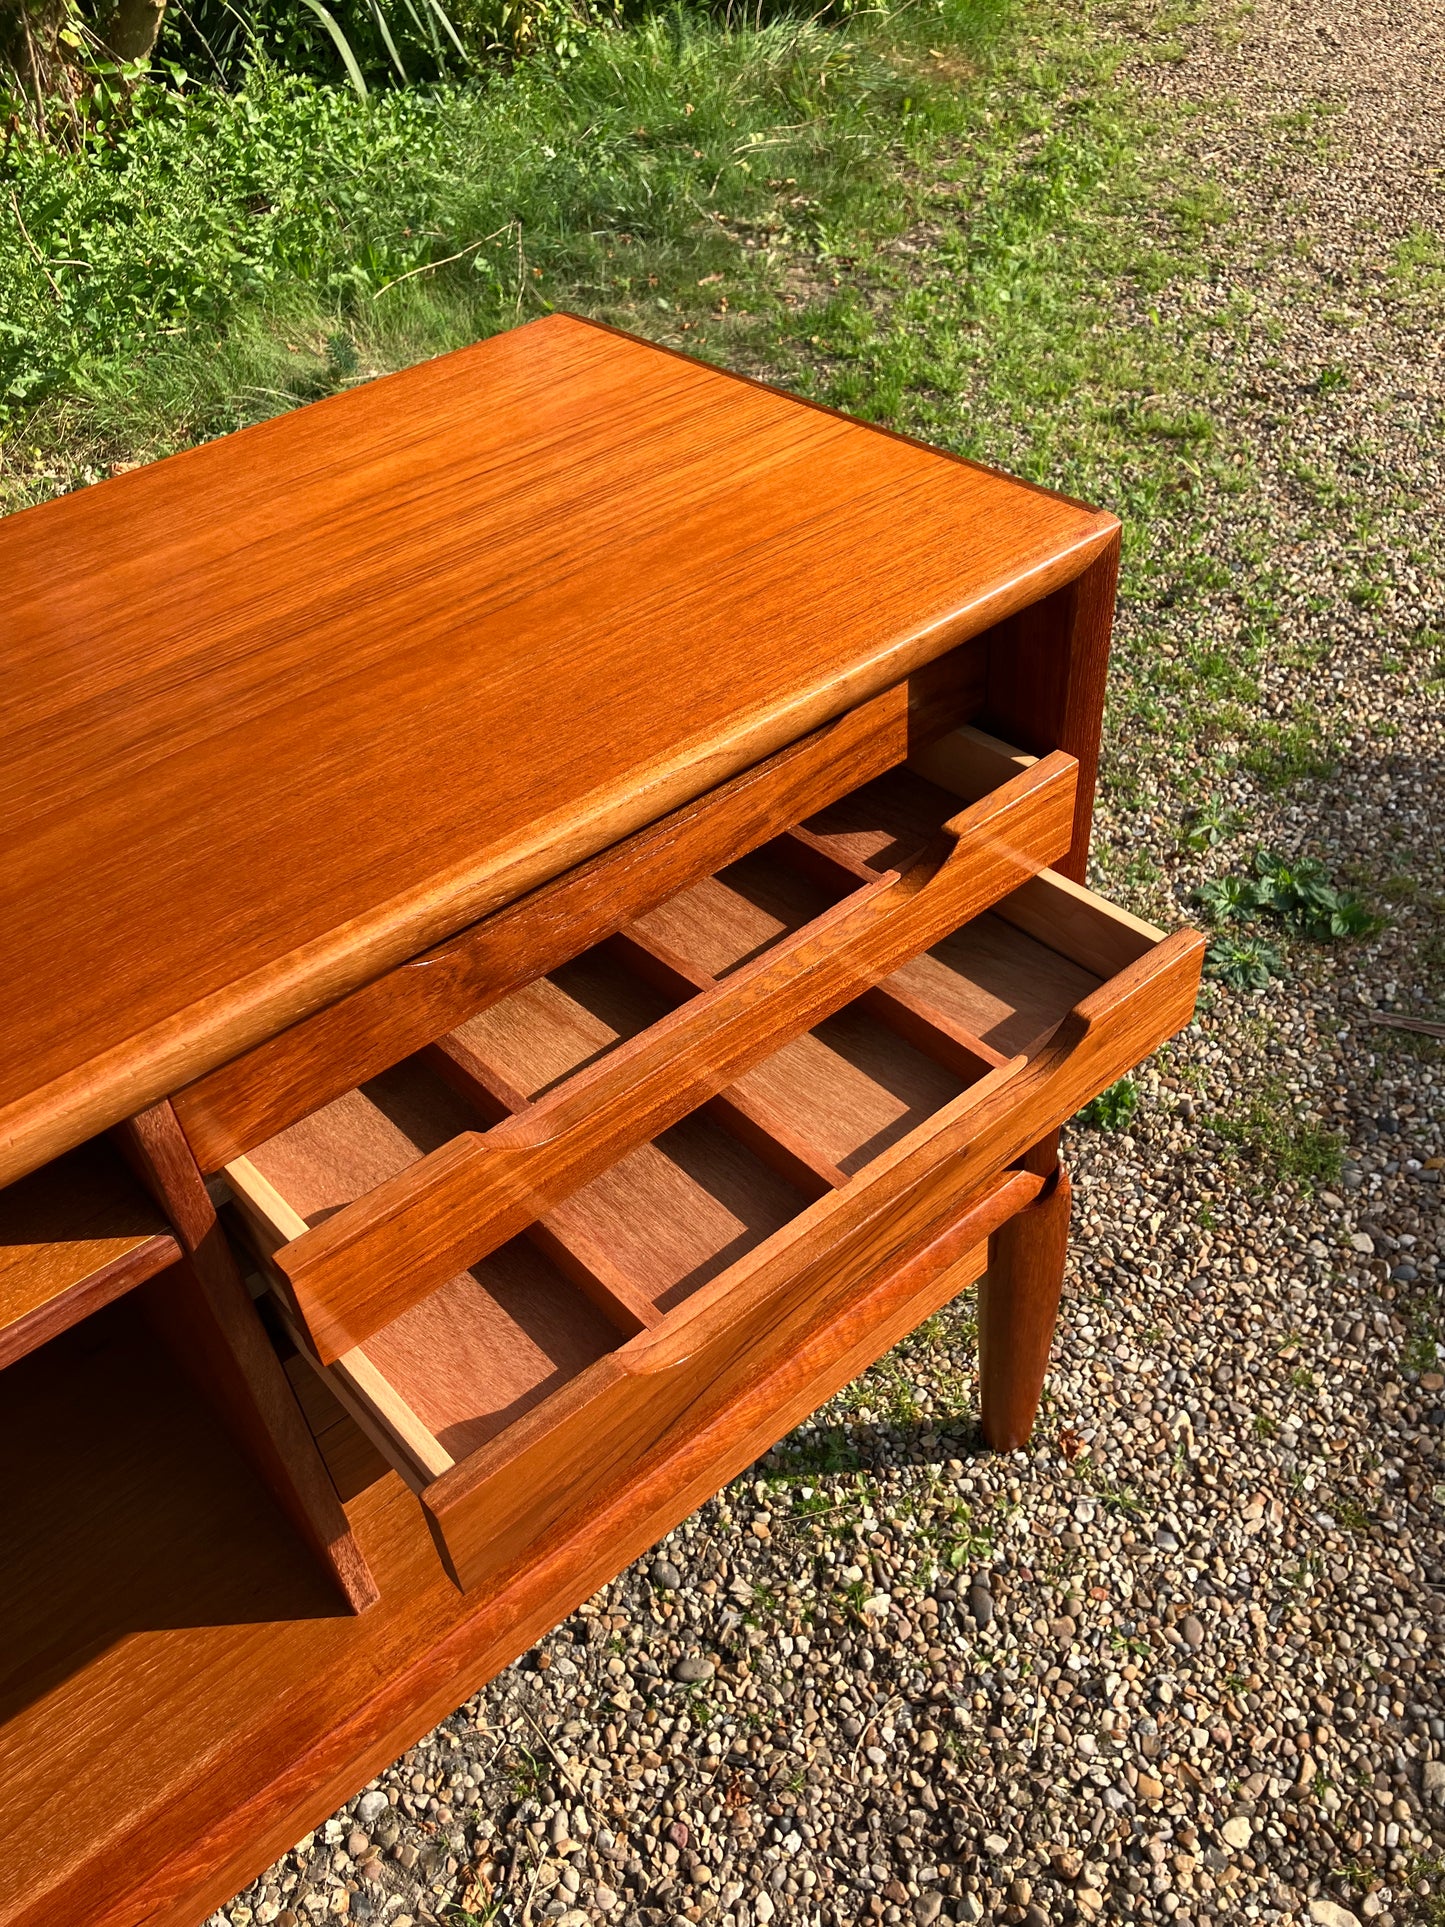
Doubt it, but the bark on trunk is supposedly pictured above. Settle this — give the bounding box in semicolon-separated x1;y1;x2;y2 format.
95;0;166;62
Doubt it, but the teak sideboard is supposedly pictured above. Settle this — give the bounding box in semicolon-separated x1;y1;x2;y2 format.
0;313;1203;1927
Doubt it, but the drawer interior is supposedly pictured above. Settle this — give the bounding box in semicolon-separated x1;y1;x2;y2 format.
884;915;1100;1059
219;721;1179;1526
230;860;1159;1513
362;1236;620;1460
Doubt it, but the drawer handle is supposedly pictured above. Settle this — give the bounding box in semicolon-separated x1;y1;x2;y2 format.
275;750;1080;1362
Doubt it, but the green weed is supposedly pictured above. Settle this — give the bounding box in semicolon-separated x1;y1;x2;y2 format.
1181;794;1244;851
1206;1081;1344;1191
941;1502;995;1570
504;1744;549;1799
1078;1460;1145;1516
771;1426;862;1477
1242;714;1338;789
1195;849;1381;976
1203;932;1281;991
1389;228;1445;304
1402;1308;1444;1378
1076;1076;1139;1130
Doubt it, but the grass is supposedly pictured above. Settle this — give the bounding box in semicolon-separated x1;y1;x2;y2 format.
2;0;1012;497
1206;1080;1345;1192
1241;712;1339;789
1;0;1231;544
1402;1307;1444;1378
756;22;1225;525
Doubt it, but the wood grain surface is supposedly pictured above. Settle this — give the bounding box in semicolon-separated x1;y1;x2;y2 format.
172;683;916;1173
119;1101;378;1613
0;1138;180;1369
0;1215;996;1927
978;1161;1073;1448
0;314;1115;1189
422;906;1204;1553
983;539;1120;881
327;880;1199;1582
425;1167;1039;1591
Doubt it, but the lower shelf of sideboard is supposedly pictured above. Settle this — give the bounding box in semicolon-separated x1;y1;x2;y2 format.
0;1227;992;1927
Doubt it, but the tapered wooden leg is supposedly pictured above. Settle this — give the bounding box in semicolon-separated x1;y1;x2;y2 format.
116;1101;379;1614
978;1162;1071;1450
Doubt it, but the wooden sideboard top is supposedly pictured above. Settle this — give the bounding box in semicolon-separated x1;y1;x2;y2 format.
0;313;1115;1186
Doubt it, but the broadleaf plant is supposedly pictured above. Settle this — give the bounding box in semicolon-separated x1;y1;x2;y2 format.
1193;847;1380;989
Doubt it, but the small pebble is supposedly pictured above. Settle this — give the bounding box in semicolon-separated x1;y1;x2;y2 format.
671;1655;714;1683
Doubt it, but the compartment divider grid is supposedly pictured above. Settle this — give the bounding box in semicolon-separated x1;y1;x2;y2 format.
600;929;850;1197
418;1037;661;1336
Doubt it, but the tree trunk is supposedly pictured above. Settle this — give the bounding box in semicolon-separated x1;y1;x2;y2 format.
95;0;166;64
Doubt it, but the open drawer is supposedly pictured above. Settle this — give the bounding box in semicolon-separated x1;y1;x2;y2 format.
239;1155;1041;1595
221;733;1084;1364
225;815;1203;1591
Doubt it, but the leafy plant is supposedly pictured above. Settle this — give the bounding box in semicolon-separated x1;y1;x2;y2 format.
1077;1076;1138;1130
1203;933;1281;990
1250;850;1380;938
167;0;471;95
0;6;911;434
1180;794;1243;851
1194;847;1381;974
1402;1308;1444;1377
1195;872;1265;922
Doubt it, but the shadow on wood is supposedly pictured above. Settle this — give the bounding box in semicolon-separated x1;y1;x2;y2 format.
0;1300;345;1727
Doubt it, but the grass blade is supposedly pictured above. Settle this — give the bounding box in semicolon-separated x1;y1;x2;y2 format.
420;0;467;61
297;0;368;95
366;0;410;82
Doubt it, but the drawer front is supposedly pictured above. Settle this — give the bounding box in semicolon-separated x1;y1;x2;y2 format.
423;1164;1041;1591
240;747;1080;1363
173;686;919;1174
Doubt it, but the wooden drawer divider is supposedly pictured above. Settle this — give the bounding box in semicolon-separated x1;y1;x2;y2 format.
173;687;921;1175
245;750;1079;1363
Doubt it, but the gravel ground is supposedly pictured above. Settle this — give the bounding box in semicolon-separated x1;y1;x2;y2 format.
215;2;1444;1923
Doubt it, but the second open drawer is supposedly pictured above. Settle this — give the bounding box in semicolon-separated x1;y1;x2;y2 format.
225;855;1203;1590
222;730;1084;1366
